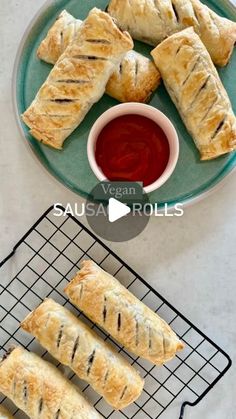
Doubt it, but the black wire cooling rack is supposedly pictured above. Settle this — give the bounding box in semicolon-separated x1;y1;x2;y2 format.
0;206;232;419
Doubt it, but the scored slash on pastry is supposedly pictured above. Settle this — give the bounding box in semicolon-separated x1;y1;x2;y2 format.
21;1;236;160
21;298;144;410
22;8;134;149
0;261;184;416
37;10;161;104
151;28;236;160
0;347;103;418
65;260;184;365
108;0;236;67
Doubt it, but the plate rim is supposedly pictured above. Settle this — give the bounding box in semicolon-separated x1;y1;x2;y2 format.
12;0;236;210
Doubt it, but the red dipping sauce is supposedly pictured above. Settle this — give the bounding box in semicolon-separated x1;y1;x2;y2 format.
95;114;170;187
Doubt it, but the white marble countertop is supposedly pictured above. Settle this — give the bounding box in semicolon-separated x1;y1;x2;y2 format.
0;1;235;418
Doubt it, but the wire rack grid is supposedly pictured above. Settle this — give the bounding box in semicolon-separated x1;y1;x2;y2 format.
0;206;232;419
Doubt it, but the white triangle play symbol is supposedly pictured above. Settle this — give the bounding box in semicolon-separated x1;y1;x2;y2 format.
108;198;131;223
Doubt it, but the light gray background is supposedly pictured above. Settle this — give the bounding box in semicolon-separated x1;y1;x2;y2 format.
0;1;235;418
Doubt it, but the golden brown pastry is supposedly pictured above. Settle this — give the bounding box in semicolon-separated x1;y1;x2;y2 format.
22;8;133;149
21;299;144;410
37;10;83;65
0;406;13;419
0;347;102;419
108;0;236;66
151;28;236;160
37;10;161;103
106;50;160;103
65;260;184;365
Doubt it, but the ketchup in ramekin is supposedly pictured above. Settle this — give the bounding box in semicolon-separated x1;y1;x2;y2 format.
87;103;179;193
95;114;170;187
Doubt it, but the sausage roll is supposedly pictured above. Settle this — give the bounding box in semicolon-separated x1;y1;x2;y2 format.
37;10;83;65
108;0;236;66
22;8;133;149
0;347;102;419
105;50;160;103
65;260;184;365
21;299;144;410
37;10;161;103
0;406;13;419
151;28;236;160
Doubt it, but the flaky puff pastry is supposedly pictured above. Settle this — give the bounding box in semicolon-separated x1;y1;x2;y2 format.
21;299;144;410
37;10;83;65
37;10;160;103
65;261;184;366
151;28;236;160
108;0;236;66
0;347;102;419
0;406;13;419
106;50;160;103
22;8;133;149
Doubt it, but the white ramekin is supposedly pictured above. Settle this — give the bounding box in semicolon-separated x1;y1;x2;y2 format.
87;103;179;193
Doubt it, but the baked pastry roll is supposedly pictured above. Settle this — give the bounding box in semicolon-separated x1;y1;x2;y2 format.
0;406;13;419
22;8;133;149
106;50;160;103
0;347;102;419
108;0;236;66
37;10;83;65
151;28;236;160
37;10;160;103
21;299;144;410
65;260;184;365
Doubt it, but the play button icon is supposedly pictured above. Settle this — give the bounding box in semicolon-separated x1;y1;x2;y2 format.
86;181;150;242
108;198;131;223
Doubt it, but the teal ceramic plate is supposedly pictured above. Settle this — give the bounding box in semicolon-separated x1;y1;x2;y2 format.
13;0;236;208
